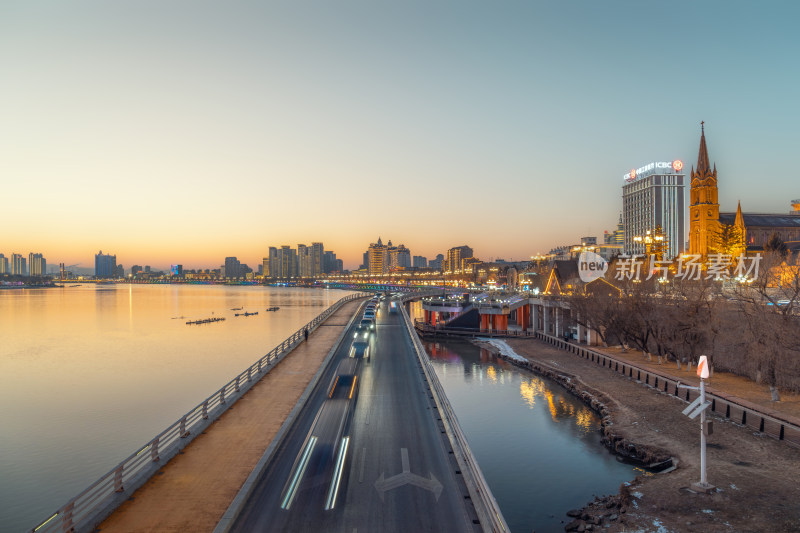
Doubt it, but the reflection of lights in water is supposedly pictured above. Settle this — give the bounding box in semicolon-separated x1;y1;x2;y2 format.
519;377;546;409
574;407;595;433
486;365;498;383
632;467;654;477
519;377;598;430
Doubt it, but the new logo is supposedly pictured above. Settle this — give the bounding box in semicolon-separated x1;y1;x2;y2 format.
578;251;608;283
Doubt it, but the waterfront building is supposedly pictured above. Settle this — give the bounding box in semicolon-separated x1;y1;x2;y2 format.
622;158;685;259
280;245;297;279
297;244;309;278
95;251;117;279
413;255;428;268
429;254;444;271
268;247;279;278
131;265;142;277
28;253;47;277
0;253;8;274
11;253;26;276
389;244;411;269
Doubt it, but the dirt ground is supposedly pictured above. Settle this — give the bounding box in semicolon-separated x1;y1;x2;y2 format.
490;338;800;533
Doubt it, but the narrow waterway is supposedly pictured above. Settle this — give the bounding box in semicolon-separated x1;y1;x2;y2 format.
423;339;641;533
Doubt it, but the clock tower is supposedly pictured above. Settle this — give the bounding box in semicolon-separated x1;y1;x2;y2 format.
689;122;719;258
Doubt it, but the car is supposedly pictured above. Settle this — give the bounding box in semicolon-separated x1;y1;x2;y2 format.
360;318;375;331
353;324;370;340
349;340;370;361
389;301;398;314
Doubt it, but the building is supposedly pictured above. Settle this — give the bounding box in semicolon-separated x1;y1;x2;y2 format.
310;242;324;277
413;255;428;268
688;124;800;256
28;253;46;277
687;123;719;258
280;245;297;279
95;251;117;279
623;158;685;259
429;254;444;271
297;244;309;278
267;247;279;278
444;246;474;274
11;253;26;276
389;244;411;269
367;237;388;276
0;254;8;274
224;257;241;279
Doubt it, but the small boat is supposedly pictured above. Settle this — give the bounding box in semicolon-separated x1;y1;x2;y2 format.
266;306;280;312
231;307;243;311
235;311;259;317
186;317;226;325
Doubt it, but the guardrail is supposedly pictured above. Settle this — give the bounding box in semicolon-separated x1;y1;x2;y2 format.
30;292;364;533
414;320;536;338
535;331;800;449
400;304;509;533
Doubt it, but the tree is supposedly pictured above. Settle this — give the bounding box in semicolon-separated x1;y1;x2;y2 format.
764;233;789;259
711;223;746;257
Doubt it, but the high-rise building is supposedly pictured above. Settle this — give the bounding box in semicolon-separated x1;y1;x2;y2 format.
622;159;686;259
0;254;8;274
324;251;339;273
297;244;309;278
310;242;324;277
224;256;241;279
131;265;142;277
280;245;297;279
11;253;26;276
95;251;117;278
413;255;427;268
268;247;279;278
367;237;388;276
429;254;444;271
28;253;46;277
444;246;474;274
687;123;718;259
389;244;411;269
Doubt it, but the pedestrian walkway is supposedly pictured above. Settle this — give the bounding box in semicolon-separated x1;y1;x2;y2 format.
98;299;363;533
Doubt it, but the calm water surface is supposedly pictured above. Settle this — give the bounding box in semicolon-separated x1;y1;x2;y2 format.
0;284;356;531
424;339;641;533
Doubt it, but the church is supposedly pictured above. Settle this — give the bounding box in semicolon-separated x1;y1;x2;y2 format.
688;123;800;257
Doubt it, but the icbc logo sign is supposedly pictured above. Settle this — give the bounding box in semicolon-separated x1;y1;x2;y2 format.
672;160;683;172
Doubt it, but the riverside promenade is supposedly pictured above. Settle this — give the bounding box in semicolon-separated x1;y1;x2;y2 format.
98;298;364;532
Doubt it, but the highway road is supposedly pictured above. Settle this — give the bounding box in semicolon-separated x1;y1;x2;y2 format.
229;298;481;532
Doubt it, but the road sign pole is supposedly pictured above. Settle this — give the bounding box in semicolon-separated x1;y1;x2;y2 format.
700;378;707;486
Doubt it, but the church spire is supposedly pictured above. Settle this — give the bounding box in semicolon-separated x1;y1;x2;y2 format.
696;121;711;176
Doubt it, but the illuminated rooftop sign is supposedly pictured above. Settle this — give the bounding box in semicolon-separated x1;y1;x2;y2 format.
623;160;683;182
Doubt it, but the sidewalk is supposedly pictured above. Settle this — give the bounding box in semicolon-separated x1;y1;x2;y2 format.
98;299;363;533
591;343;800;424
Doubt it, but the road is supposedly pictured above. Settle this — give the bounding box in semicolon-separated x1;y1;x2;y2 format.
229;298;481;532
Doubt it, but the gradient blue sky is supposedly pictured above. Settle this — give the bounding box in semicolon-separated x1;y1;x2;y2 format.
2;1;798;270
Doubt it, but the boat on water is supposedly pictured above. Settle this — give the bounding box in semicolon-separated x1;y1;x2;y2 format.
235;311;259;317
231;307;243;310
266;306;280;312
186;317;226;325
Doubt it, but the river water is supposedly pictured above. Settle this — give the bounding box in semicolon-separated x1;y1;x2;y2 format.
0;284;356;531
423;339;640;533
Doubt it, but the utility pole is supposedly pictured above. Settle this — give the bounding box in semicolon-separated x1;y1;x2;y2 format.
681;355;715;493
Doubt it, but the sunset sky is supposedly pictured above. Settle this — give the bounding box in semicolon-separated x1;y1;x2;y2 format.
2;1;798;270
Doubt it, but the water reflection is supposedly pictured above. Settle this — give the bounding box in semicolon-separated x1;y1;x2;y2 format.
424;339;636;533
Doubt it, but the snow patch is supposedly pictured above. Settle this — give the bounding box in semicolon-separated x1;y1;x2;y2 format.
478;338;527;362
702;509;714;514
651;518;670;533
729;484;739;490
632;491;644;499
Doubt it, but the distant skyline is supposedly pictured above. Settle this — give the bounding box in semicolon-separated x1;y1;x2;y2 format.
2;1;798;270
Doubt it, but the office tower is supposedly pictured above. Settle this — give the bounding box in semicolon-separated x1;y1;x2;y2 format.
367;237;388;276
444;246;474;274
413;255;427;268
11;253;26;276
622;158;685;259
0;254;8;274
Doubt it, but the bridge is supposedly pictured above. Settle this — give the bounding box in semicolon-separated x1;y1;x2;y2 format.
31;293;506;532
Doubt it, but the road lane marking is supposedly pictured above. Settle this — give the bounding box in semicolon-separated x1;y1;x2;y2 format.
374;448;443;502
325;436;350;510
359;448;366;483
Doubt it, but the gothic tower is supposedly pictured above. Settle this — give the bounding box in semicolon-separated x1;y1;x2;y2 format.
689;122;720;258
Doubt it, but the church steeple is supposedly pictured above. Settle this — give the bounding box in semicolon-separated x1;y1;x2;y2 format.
696;121;711;176
689;122;720;259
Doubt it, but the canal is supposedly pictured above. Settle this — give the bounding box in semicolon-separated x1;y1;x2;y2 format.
423;338;641;533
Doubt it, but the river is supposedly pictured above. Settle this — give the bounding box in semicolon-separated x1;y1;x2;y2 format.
0;284;356;531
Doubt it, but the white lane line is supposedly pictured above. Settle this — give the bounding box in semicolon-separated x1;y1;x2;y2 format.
401;447;410;473
359;447;366;483
325;436;350;510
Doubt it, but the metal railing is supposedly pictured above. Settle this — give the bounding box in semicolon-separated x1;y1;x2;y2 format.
414;320;536;338
535;331;800;449
30;292;363;533
400;304;508;533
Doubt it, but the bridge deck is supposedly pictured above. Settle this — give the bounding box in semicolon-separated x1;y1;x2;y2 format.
98;299;364;533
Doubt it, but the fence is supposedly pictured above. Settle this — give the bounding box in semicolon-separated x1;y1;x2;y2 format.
31;292;363;533
535;332;800;449
400;303;509;533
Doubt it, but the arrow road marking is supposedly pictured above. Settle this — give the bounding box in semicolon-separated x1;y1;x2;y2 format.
374;448;443;502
